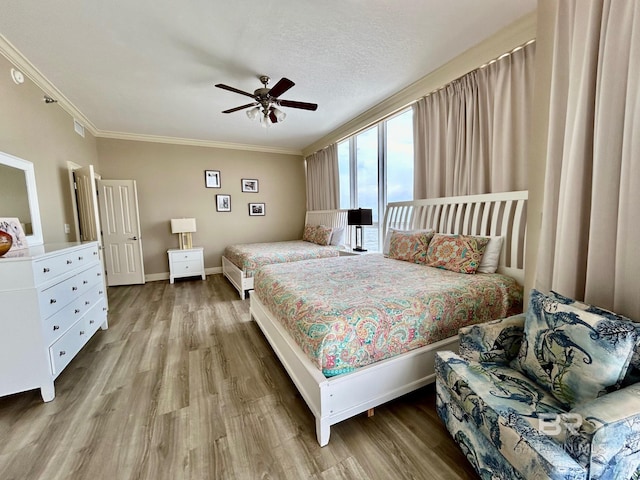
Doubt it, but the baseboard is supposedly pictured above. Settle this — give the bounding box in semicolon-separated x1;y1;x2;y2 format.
145;266;222;283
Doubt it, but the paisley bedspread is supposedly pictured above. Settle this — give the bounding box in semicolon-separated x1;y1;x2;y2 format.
253;254;523;377
224;240;340;277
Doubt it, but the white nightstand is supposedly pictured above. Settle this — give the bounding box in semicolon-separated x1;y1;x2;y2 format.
168;247;206;284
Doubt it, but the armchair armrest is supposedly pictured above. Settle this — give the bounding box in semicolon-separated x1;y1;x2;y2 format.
564;383;640;479
458;313;525;364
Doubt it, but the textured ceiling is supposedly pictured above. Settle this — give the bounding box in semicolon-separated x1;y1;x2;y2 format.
0;0;536;153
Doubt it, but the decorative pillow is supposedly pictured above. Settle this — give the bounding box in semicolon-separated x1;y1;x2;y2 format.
513;289;638;408
329;227;345;246
302;224;317;243
550;290;640;387
425;234;490;274
383;228;433;256
388;230;434;264
312;225;333;246
476;236;503;274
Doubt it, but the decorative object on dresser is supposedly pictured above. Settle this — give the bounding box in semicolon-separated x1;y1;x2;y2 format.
0;217;28;251
170;218;196;250
248;203;265;216
347;208;373;252
0;241;108;402
167;247;205;284
0;230;11;256
216;194;231;212
204;170;221;188
241;178;259;192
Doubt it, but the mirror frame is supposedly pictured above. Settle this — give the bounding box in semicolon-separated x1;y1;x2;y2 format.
0;151;43;246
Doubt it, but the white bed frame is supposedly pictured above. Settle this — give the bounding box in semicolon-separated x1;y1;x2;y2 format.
222;209;350;299
250;191;527;446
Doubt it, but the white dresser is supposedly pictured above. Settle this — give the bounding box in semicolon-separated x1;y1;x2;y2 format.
0;241;108;402
168;247;206;284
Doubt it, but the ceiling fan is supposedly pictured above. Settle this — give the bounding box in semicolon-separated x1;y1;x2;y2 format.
215;75;318;125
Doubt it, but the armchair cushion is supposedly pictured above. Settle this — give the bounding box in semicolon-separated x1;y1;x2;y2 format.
513;289;638;408
459;313;525;364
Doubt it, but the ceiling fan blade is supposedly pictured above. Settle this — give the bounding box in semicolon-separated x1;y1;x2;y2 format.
222;103;258;114
215;83;256;99
279;99;318;111
268;78;295;98
269;110;278;124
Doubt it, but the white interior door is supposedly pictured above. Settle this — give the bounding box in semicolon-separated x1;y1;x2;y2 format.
74;165;101;242
97;179;145;286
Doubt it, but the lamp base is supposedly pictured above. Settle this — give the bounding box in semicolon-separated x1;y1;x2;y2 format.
353;247;368;252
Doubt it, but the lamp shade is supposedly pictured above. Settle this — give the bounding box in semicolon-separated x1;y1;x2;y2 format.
171;218;197;233
347;208;373;226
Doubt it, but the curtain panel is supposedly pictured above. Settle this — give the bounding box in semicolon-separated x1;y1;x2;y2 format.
413;42;535;199
536;0;640;320
305;144;339;211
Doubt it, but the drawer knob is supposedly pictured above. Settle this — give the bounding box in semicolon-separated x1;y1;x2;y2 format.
79;330;85;336
74;309;80;314
59;351;66;356
185;266;189;269
53;325;60;331
85;301;90;306
78;256;83;261
72;286;78;291
99;290;104;295
50;298;57;304
43;267;50;273
66;260;73;265
83;280;89;285
103;307;107;311
97;272;102;277
89;320;95;325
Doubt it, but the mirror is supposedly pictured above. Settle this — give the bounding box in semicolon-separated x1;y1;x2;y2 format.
0;151;43;246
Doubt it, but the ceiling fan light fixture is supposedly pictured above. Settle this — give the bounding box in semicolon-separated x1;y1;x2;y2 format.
260;113;271;128
272;107;286;122
246;106;260;120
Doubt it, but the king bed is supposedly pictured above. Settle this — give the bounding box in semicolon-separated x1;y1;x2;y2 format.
249;191;528;446
222;209;350;299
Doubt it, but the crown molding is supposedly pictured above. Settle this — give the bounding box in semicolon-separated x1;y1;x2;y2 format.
0;34;99;136
302;11;537;157
95;130;303;156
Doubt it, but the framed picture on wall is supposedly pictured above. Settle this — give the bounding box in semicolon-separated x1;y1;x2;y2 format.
205;170;221;188
216;194;231;212
241;178;259;193
248;203;265;216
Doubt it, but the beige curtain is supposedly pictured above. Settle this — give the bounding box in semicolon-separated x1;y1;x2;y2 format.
536;0;640;320
305;144;339;210
413;42;535;199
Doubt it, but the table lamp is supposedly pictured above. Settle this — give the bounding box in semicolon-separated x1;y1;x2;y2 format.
347;208;373;252
170;218;196;249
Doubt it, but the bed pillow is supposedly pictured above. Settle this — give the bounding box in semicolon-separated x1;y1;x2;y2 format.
329;227;345;246
383;228;434;256
312;225;334;246
549;290;640;387
476;236;503;274
302;224;317;243
388;230;434;264
513;289;638;408
425;234;489;274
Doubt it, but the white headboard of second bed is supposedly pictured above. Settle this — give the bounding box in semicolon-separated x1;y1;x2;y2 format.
305;209;352;248
382;191;528;285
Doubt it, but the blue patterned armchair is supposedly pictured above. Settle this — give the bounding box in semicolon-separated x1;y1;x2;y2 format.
435;290;640;480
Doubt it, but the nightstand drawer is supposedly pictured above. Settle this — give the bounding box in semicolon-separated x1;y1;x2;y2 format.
171;259;203;276
170;250;201;262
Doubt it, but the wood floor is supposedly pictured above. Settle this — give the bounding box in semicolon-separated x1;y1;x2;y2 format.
0;274;479;480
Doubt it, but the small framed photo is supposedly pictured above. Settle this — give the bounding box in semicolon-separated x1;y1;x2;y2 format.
241;178;259;193
216;194;231;212
205;170;221;188
248;203;265;216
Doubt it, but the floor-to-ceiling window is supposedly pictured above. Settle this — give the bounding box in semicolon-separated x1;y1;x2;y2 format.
338;108;414;251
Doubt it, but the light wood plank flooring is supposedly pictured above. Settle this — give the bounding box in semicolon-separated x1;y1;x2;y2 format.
0;274;478;480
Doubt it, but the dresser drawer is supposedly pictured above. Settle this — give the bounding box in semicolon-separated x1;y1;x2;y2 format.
49;319;86;376
84;298;108;338
171;259;203;276
42;285;105;346
170;250;201;262
33;243;100;285
38;263;103;319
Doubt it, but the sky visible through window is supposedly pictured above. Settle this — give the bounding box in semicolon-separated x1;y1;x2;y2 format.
338;109;413;251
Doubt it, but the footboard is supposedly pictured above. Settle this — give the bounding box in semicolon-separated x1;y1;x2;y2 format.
222;256;253;299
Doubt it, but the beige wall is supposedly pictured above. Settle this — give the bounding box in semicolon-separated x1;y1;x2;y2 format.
0;54;99;243
96;138;306;277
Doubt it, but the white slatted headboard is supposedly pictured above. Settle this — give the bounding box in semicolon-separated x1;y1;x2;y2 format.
382;191;528;284
305;209;351;248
